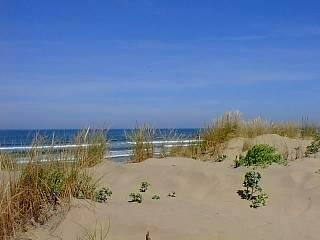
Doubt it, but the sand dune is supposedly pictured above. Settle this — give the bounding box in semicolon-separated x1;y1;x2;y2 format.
223;134;312;162
28;152;320;240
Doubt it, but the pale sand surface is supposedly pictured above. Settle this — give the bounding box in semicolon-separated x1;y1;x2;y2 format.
26;135;320;240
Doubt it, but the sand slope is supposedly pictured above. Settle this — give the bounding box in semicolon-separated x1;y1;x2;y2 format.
223;134;312;162
30;154;320;240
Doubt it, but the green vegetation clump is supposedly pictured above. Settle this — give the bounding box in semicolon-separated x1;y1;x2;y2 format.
305;134;320;157
73;173;98;199
251;192;269;208
235;144;284;168
95;188;112;203
168;191;176;198
45;169;66;199
239;171;268;208
139;181;150;192
152;195;160;200
129;193;143;203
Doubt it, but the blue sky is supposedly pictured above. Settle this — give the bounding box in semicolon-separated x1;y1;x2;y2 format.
1;0;320;129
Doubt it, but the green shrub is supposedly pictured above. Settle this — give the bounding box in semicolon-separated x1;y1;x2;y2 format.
152;195;160;200
95;187;112;203
305;134;320;157
235;144;283;168
239;171;268;208
46;169;65;195
251;192;268;208
168;191;176;198
242;171;262;200
139;181;150;192
73;173;97;199
129;193;143;203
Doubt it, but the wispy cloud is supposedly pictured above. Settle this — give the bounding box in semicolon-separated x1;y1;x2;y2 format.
220;35;268;41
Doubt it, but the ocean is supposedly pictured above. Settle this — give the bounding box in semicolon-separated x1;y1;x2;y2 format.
0;129;200;162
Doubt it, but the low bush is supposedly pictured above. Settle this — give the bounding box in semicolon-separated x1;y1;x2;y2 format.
251;192;268;208
242;171;262;200
239;171;268;208
73;173;98;199
129;192;143;203
168;191;176;198
152;195;160;200
95;188;112;203
235;144;284;168
305;134;320;157
139;181;150;192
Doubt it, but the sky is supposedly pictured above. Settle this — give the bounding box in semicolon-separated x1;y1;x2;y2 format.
1;0;320;129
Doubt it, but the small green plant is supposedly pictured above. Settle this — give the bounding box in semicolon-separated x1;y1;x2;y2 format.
243;171;262;200
305;134;320;157
168;191;176;198
152;195;160;200
139;181;150;192
73;173;98;199
235;144;283;168
46;169;65;195
251;192;269;208
239;171;268;208
95;187;112;203
129;192;143;203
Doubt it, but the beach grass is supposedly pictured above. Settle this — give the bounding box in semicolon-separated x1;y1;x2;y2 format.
199;111;317;158
77;221;110;240
126;123;155;162
0;129;107;239
157;129;200;159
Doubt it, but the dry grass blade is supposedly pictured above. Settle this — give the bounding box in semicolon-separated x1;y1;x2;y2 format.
126;123;155;163
77;221;110;240
0;129;108;240
199;111;318;160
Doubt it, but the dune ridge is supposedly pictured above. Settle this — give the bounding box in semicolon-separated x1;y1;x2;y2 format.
22;134;320;240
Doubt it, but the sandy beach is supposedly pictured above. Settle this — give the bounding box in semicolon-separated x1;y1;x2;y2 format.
24;134;320;240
